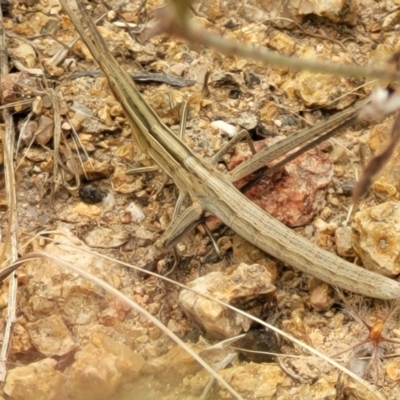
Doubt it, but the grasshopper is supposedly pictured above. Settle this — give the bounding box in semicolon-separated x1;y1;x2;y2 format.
58;0;400;300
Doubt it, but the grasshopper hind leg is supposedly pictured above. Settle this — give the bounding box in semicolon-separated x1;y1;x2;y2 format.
212;129;256;166
154;107;224;271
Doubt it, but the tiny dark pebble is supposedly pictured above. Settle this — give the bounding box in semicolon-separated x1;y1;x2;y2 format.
341;180;356;196
79;184;106;204
245;72;261;86
319;141;333;152
235;329;281;363
228;89;241;99
281;115;296;127
224;20;238;29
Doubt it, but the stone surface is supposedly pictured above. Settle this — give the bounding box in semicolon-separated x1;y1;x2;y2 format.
309;283;334;311
218;363;285;399
387;358;400;382
268;30;296;55
230;147;333;228
179;263;276;338
293;0;358;25
4;358;64;400
81;159;115;180
58;203;102;222
231;235;279;281
64;332;145;400
297;71;356;109
26;315;78;357
294;377;336;399
244;0;357;25
142;343;203;383
85;227;128;248
353;201;400;276
112;167;144;193
363;118;400;199
335;226;355;257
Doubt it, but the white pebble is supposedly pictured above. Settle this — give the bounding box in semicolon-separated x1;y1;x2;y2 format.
126;202;145;222
210;120;239;138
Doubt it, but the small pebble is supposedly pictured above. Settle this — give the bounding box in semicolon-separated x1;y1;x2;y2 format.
107;10;116;21
335;226;354;257
126;202;145;222
79;184;106;204
310;283;334;311
341;180;356;196
236;329;281;363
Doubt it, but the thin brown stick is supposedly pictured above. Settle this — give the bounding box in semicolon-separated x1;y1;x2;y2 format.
152;0;400;82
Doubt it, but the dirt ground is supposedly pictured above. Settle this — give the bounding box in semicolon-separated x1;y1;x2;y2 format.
1;0;400;399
